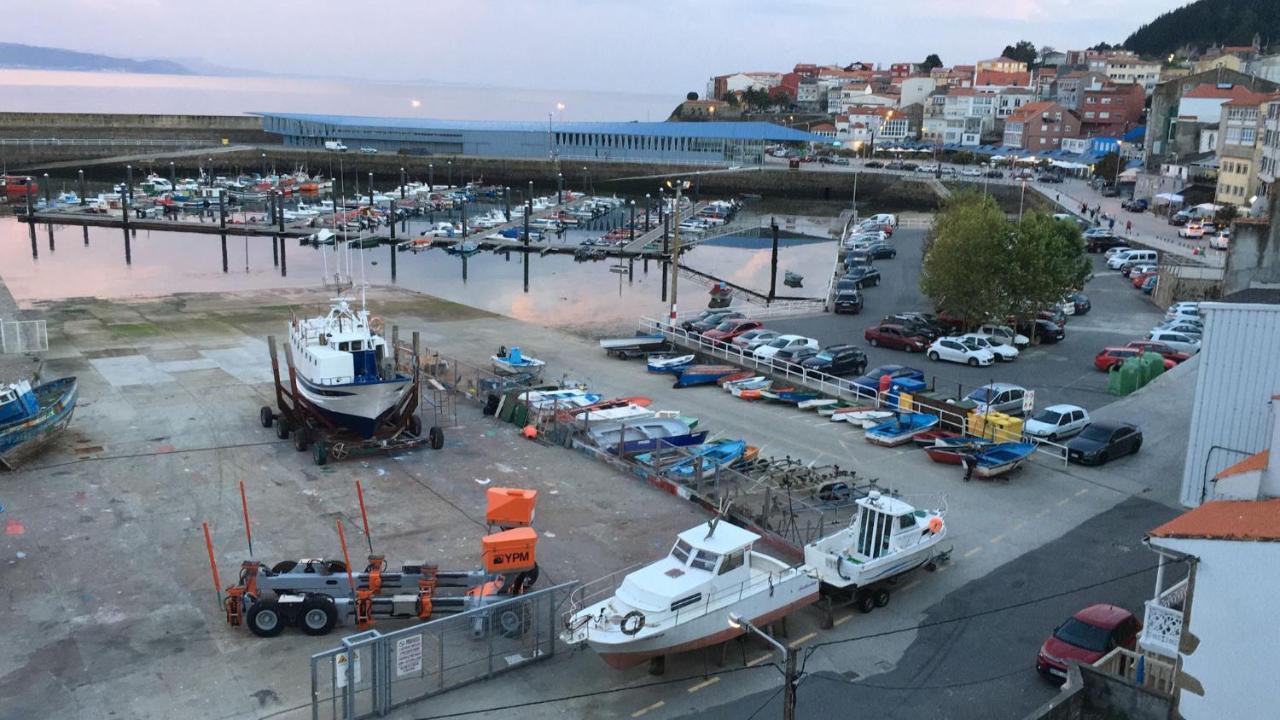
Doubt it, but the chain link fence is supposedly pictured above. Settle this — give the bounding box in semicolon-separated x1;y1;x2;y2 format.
1;319;48;354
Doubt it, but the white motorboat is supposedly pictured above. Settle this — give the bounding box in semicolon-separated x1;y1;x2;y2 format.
562;519;818;669
520;389;602;410
288;298;412;438
830;408;895;428
804;491;948;593
491;346;546;376
422;222;462;238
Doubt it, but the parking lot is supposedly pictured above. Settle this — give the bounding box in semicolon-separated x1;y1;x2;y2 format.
764;227;1167;415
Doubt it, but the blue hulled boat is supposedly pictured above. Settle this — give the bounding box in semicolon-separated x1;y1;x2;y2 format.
864;412;940;447
586;417;709;455
0;377;78;469
673;365;740;388
968;442;1037;478
635;439;748;477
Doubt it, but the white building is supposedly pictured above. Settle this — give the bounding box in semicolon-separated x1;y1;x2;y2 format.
995;87;1037;120
1104;58;1162;92
829;84;898;115
899;77;938;109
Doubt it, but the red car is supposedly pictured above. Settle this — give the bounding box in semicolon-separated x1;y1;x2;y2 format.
1125;340;1190;364
1131;271;1158;288
864;323;928;353
703;319;762;344
1037;604;1140;681
1096;347;1175;371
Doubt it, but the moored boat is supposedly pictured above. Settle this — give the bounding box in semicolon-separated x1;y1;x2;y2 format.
673;365;740;388
864;412;941;447
0;377;78;469
832;408;895;428
922;436;993;465
965;442;1037;478
647;354;696;374
585;417;709;455
491;346;546;377
803;491;948;593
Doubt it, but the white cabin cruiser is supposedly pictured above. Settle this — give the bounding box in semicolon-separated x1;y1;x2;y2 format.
288;299;412;438
562;519;817;669
804;491;948;596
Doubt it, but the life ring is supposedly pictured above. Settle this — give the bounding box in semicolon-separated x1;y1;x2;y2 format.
620;610;646;636
928;517;944;534
368;316;384;335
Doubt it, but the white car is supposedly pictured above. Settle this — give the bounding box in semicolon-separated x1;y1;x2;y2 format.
1166;303;1200;321
974;324;1030;349
732;329;780;350
927;337;995;366
961;167;982;177
1178;223;1205;239
1148;330;1200;355
1023;404;1090;441
752;334;819;360
1156;320;1202;338
960;333;1019;361
1209;231;1229;250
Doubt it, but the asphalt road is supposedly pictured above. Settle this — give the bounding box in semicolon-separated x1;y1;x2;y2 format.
765;228;1166;414
678;495;1183;720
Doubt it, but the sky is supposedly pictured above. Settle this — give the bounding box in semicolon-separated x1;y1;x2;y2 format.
5;0;1188;97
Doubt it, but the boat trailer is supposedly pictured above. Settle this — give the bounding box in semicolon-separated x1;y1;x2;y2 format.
257;330;444;465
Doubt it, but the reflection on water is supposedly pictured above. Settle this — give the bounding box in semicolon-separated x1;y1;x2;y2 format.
0;218;836;333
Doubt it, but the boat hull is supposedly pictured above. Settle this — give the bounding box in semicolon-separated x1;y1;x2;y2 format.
296;375;412;438
0;378;78;469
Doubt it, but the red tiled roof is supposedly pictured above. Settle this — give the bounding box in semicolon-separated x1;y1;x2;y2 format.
976;69;1032;87
1149;498;1280;542
1222;92;1280;107
1183;83;1264;100
1006;100;1062;122
1214;450;1270;479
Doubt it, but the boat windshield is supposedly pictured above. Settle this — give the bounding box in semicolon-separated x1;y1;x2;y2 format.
690;549;719;572
670;538;693;564
1032;410;1063;425
1053;618;1111;653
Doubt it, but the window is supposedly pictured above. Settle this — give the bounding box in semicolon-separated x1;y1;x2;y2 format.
718;550;744;575
1085;112;1095;119
671;538;692;563
898;514;917;530
1099;112;1110;119
690;549;718;572
1102;97;1112;104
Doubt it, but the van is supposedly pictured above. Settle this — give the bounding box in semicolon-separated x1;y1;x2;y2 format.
1107;249;1156;270
324;140;348;152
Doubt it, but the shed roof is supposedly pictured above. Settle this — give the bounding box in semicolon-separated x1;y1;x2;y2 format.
1214;450;1269;479
1149;499;1280;542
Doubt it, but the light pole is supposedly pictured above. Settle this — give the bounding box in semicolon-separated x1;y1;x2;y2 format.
645;193;651;228
429;163;434;190
666;179;690;322
1019;179;1027;221
728;613;797;720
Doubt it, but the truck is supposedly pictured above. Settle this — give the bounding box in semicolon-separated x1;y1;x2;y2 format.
324;140;348;152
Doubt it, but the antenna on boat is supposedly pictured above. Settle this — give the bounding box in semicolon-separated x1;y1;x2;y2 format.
705;498;733;539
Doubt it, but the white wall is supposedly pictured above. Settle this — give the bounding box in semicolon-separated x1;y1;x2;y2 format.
1179;98;1231;124
900;78;937;108
1153;536;1280;720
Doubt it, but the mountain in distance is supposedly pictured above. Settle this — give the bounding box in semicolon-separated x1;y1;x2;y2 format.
1123;0;1278;56
0;41;192;74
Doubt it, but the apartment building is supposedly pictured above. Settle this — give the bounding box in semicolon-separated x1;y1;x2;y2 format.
1002;100;1081;150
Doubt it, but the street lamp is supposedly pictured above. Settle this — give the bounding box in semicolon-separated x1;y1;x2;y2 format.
728;613;797;720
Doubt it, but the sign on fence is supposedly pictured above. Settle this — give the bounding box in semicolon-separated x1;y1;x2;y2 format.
1022;389;1036;415
334;650;361;688
396;635;423;678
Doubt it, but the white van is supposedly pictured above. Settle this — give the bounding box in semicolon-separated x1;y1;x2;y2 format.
324;140;348;152
1107;249;1157;270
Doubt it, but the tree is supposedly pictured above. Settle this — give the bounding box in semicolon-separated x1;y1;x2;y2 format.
1090;41;1116;51
1001;213;1093;324
922;53;943;72
741;87;772;110
1037;45;1059;65
1001;40;1038;66
1215;203;1238;226
1092;152;1123;183
686;91;699;101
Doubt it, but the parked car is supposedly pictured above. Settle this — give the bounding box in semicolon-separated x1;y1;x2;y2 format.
1094;346;1146;372
1125;340;1191;364
687;310;744;333
844;250;873;268
864;323;928;352
866;241;897;259
801;344;868;376
833;289;864;314
851;364;924;394
1130;270;1159;289
1037;173;1064;184
1018;318;1065;344
974;324;1030;349
772;345;819;371
1141;274;1158;294
1024;404;1090;441
733;329;781;350
1066;422;1143;465
753;334;819;360
843;266;882;288
927;337;995;366
681;309;736;332
1063;292;1091;316
1100;185;1120;197
1121;198;1149;213
703;319;763;344
964;382;1030;415
1178;222;1205;239
1165;303;1200;320
884;314;941;341
1168;212;1190;226
897;312;949;337
865;160;885;168
959;333;1019;361
1147;330;1200;355
1155;319;1203;337
984;170;1004;178
960;167;982;177
1036;605;1141;682
1209;231;1230;250
1121;260;1157;278
1085;234;1127;253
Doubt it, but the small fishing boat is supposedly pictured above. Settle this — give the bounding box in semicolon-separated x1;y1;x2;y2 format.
804;491;948;593
520;389;602;411
798;398;838;411
635;438;747;476
491;346;546;376
562;517;819;669
864;412;941;447
572;398;655;425
673;365;740;388
783;270;804;288
912;430;959;449
715;370;756;386
965;442;1037;479
777;389;820;404
647;354;696;374
0;378;79;469
708;283;733;309
832;408;896;428
923;436;993;465
726;377;770;397
445;240;480;256
585;417;709;455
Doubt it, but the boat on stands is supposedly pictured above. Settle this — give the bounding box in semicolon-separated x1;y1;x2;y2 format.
491;346;545;377
673;365;740;388
803;491;948;596
585;417;709;455
0;377;78;470
647;354;696;373
636;438;748;478
965;442;1037;479
864;412;941;447
922;436;993;465
562;518;819;669
288;299;412;439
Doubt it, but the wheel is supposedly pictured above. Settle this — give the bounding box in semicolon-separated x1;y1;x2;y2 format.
270;560;297;575
408;415;423;437
312;442;328;466
275;417;291;440
1131;440;1142;455
967;358;978;367
259;406;274;428
429;426;444;450
868;338;878;347
873;588;890;608
1097;451;1109;466
927;351;940;361
494;603;530;638
297;597;338;636
324;560;347;574
855;590;876;614
247;600;286;638
292;426;309;452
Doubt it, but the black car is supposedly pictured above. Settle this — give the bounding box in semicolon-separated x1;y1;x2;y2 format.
1017;318;1065;344
772;346;818;371
866;161;885;169
866;241;897;260
884;314;940;341
688;310;744;333
843;266;881;288
844;250;873;268
1122;198;1149;213
851;364;922;394
896;312;948;337
1086;235;1127;253
681;309;731;331
985;170;1004;178
802;344;868;376
833;289;864;314
901;162;919;171
1037;174;1064;184
1068;292;1091;315
1066;422;1142;465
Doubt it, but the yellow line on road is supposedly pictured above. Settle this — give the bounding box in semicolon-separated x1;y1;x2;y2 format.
632;700;665;717
688;677;720;693
1057;497;1071;506
834;613;853;626
990;534;1005;544
1075;488;1089;496
963;546;982;558
789;632;817;648
746;653;773;667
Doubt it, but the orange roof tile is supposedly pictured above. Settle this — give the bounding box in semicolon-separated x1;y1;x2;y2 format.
1214;450;1270;479
1149;498;1280;542
1183;84;1264;101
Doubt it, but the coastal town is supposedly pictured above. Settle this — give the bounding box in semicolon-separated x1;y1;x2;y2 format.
1;3;1279;720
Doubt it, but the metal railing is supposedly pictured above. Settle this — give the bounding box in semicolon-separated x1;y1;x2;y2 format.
1139;576;1187;659
310;582;577;720
1093;647;1176;696
0;137;214;148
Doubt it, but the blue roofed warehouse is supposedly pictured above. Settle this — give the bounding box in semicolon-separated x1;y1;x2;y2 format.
258;113;829;166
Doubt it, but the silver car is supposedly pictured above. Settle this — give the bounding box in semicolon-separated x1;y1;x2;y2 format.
964;382;1030;415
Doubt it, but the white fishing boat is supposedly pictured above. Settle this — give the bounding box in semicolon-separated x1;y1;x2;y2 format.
520;389;602;410
288;298;412;439
562;518;818;669
573;402;655;425
491;346;545;376
831;408;895;428
804;491;948;597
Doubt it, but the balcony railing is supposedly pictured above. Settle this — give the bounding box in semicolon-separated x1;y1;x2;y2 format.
1094;646;1176;696
1139;576;1187;658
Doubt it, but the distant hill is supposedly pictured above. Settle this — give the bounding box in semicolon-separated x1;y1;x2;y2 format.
1123;0;1278;57
0;42;192;74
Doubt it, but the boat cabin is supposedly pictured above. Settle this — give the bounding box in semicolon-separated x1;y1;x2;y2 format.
848;492;932;561
617;521;757;614
0;381;38;424
290;300;389;386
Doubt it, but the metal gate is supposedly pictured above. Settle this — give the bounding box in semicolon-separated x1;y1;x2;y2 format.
0;319;48;354
310;582;577;720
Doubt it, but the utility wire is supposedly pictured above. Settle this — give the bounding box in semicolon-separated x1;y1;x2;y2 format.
743;684;785;720
805;665;1029;692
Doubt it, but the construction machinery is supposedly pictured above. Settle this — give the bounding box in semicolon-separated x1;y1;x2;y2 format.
222;487;540;638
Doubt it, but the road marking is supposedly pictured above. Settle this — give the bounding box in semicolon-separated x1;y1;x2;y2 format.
1057;497;1071;506
746;653;773;667
1012;520;1025;531
963;546;982;558
990;534;1005;544
632;701;665;717
1075;488;1089;497
1036;508;1050;517
688;677;720;693
789;632;817;648
834;613;853;626
900;579;921;593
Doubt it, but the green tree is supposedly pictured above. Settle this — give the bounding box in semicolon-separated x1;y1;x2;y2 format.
922;53;943;72
1215;202;1239;226
1002;213;1093;324
920;191;1011;328
1001;40;1038;66
1092;152;1123;183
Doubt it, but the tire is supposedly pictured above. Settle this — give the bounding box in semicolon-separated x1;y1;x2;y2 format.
967;358;978;367
868;338;878;347
928;351;940;361
429;426;445;450
408;415;423;437
292;426;309;452
275;417;291;440
1132;440;1142;455
271;560;298;575
873;588;890;608
312;442;328;466
1097;451;1109;466
855;590;876;614
297;597;338;636
259;406;274;428
494;603;530;639
247;600;286;638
